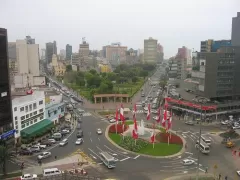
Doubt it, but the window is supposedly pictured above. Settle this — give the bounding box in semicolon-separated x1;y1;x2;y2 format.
40;116;44;120
39;100;43;105
30;121;33;125
16;130;19;133
39;108;43;113
15;116;17;120
30;113;33;117
15;125;18;130
61;108;64;112
14;107;17;111
26;114;29;118
29;104;32;111
25;106;28;112
33;103;37;109
34;119;37;123
34;111;37;115
26;122;29;126
21;116;25;120
54;110;57;115
20;107;24;112
21;124;25;128
15;121;18;125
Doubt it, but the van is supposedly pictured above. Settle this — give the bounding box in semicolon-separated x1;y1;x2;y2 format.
43;168;62;177
77;123;81;129
52;133;62;140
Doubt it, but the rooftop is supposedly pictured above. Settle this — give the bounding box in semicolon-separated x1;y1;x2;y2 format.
12;91;45;106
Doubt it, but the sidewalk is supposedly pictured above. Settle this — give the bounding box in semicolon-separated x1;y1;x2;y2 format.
164;173;214;180
23;154;88;175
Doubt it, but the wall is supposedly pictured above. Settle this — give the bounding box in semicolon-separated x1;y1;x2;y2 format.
45;102;65;124
33;76;46;86
28;44;40;76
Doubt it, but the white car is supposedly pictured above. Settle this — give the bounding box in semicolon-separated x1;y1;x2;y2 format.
237;170;240;176
61;129;70;134
109;119;116;123
97;128;102;135
144;107;148;111
38;152;51;160
20;173;37;180
221;120;229;125
75;138;83;145
153;116;159;120
59;139;68;146
183;159;195;165
151;110;158;114
36;143;47;149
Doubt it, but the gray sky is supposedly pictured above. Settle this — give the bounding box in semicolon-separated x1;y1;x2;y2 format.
1;0;239;58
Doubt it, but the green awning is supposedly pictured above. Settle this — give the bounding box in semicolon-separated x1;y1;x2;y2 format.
21;119;53;138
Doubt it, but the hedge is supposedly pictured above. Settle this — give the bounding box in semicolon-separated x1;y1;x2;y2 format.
109;124;129;134
155;132;183;145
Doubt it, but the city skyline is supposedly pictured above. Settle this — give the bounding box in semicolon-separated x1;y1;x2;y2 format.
1;0;239;58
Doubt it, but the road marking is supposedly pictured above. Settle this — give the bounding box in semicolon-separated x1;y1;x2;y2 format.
98;162;103;165
96;146;104;152
120;157;130;162
182;132;188;134
88;148;101;159
98;138;100;141
199;168;205;172
133;155;140;159
90;138;92;142
104;145;129;157
188;157;198;161
185;152;193;155
90;154;97;159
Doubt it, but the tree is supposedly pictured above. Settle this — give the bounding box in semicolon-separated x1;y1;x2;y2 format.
66;65;72;72
89;69;97;75
132;76;138;83
0;145;12;175
159;80;167;89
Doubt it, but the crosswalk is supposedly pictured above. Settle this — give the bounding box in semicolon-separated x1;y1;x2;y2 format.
180;131;216;144
82;112;92;117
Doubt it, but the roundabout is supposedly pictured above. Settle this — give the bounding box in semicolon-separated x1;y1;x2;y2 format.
107;121;184;157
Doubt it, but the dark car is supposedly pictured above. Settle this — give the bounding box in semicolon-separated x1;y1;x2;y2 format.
19;149;33;156
77;130;83;138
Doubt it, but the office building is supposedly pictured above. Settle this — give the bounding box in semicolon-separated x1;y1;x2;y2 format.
191;46;240;100
66;44;72;61
0;28;14;141
25;36;35;44
71;53;80;66
79;38;89;57
60;49;66;60
46;41;57;64
16;39;40;76
231;12;240;46
106;43;127;66
200;39;231;53
157;43;164;64
144;37;157;64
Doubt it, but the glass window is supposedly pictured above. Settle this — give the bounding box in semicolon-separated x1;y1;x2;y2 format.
25;106;28;112
14;107;17;111
39;100;43;105
21;116;25;120
34;111;37;115
54;110;57;115
15;116;17;120
20;107;24;112
34;119;37;123
21;124;25;128
15;121;18;125
15;125;18;129
33;103;37;109
61;108;64;112
26;122;29;126
39;108;43;113
26;114;29;118
40;116;44;120
30;121;33;124
30;113;33;117
29;104;32;111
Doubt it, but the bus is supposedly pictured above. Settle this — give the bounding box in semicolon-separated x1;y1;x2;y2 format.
201;135;211;146
195;140;210;154
99;151;116;169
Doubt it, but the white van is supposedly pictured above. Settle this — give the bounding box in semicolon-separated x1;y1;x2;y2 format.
43;168;62;177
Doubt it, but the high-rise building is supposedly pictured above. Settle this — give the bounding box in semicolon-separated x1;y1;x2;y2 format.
177;46;188;59
144;37;157;64
46;42;54;64
25;36;35;44
0;28;13;135
106;43;127;66
157;43;164;64
66;44;72;61
59;49;66;60
231;12;240;46
53;41;57;55
79;38;89;57
16;39;39;76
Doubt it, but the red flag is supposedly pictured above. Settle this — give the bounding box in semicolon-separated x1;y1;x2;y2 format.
134;119;138;131
132;129;138;139
120;104;125;123
162;110;167;127
156;107;161;123
150;131;155;143
147;104;151;120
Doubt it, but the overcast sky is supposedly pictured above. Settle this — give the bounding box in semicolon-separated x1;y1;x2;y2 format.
1;0;239;58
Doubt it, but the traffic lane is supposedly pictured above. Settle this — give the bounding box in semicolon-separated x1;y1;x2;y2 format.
3;161;21;174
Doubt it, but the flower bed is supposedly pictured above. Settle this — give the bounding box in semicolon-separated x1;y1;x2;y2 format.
118;136;149;152
108;124;129;134
155;132;183;145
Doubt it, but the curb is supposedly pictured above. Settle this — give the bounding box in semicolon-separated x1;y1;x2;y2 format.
105;125;186;159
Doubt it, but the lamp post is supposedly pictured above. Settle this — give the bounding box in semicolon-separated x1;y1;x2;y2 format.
196;97;208;180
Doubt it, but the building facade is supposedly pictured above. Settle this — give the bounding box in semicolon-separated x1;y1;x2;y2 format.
66;44;72;61
200;39;231;53
0;28;14;141
25;36;35;44
106;44;127;66
16;39;40;76
46;41;57;64
144;37;157;64
12;91;45;140
231;12;240;46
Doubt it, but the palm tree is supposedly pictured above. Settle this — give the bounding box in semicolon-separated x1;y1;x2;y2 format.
0;145;12;175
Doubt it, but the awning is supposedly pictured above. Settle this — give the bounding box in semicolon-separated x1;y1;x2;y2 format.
21;119;53;138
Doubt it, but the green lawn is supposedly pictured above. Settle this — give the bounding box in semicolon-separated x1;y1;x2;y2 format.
108;132;182;156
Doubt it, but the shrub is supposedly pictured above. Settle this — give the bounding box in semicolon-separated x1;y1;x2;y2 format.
155;132;183;145
109;124;129;134
220;130;240;139
118;136;149;152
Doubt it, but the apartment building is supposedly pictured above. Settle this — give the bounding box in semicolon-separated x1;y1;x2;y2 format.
106;43;127;66
66;44;72;61
12;91;46;141
144;37;157;64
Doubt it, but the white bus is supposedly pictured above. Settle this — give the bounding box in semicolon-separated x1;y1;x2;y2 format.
99;152;116;169
201;135;211;146
195;140;210;154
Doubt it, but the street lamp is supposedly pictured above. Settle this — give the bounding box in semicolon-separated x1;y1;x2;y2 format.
196;97;208;180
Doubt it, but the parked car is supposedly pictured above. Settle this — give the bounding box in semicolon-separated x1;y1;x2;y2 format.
19;150;33;156
41;141;52;147
37;152;52;160
48;139;56;144
30;146;41;153
75;138;83;145
59;139;68;146
36;143;47;149
20;173;37;180
61;129;70;135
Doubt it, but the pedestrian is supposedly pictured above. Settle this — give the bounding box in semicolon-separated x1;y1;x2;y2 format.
205;167;208;174
219;173;221;180
55;155;57;160
225;175;228;180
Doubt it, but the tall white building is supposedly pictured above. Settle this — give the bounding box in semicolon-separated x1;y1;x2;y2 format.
12;91;45;140
16;39;40;76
